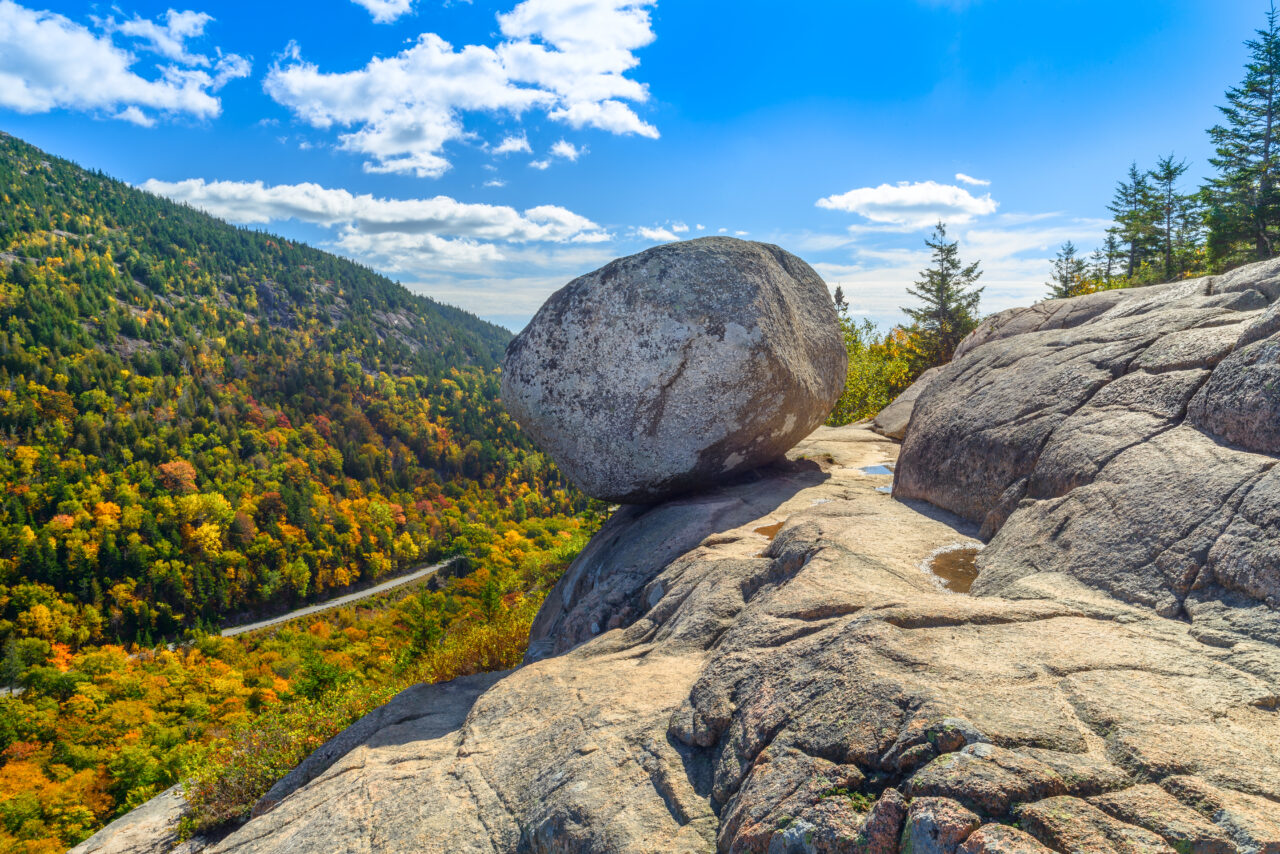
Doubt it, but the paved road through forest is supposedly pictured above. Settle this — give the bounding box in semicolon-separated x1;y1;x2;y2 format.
220;557;461;637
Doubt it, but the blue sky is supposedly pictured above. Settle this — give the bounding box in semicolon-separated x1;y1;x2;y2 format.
0;0;1270;330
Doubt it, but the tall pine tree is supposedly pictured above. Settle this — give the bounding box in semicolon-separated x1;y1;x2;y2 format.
1149;154;1198;280
1047;241;1089;299
1206;5;1280;265
903;222;983;366
1107;162;1160;278
1090;233;1123;285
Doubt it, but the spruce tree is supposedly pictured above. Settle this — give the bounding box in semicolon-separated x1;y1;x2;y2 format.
1090;233;1123;285
832;285;849;314
903;222;983;365
1047;241;1089;299
1148;155;1196;280
1108;162;1160;278
1206;5;1280;264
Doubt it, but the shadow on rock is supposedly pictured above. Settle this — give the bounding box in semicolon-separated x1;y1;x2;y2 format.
527;458;830;662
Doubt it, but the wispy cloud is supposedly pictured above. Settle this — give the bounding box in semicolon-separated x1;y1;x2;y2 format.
636;225;679;242
550;139;581;161
808;214;1110;330
493;133;532;154
954;172;990;186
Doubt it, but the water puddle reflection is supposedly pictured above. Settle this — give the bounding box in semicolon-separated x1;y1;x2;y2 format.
859;464;895;476
921;545;982;593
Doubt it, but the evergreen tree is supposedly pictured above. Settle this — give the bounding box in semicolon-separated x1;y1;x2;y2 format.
903;222;983;365
832;285;848;314
1108;162;1160;277
1148;154;1197;280
1090;233;1123;285
1047;241;1089;299
1205;5;1280;265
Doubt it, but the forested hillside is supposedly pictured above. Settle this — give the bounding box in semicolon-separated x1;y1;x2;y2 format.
0;131;585;647
0;132;599;851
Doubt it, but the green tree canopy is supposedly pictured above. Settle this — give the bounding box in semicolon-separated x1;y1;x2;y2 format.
1206;5;1280;265
902;222;984;366
1047;241;1089;299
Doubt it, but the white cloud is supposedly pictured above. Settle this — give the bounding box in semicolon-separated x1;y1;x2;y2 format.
960;218;1109;262
695;223;705;231
670;221;688;233
493;132;532;154
211;53;252;90
351;0;415;23
141;177;609;239
550;139;581;160
637;226;678;242
529;159;551;170
816;180;998;229
734;230;748;236
141;176;616;270
264;0;659;177
0;2;248;123
954;172;990;187
111;9;212;65
143;174;624;328
484;178;506;187
115;104;156;126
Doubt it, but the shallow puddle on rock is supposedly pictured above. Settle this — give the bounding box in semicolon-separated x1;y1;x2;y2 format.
859;464;894;476
923;545;982;593
754;521;785;541
876;485;893;494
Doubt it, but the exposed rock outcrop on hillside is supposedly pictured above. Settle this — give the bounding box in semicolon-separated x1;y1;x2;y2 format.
502;237;846;503
895;259;1280;642
77;260;1280;854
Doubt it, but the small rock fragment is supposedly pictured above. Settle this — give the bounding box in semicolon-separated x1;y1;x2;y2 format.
957;824;1054;854
906;744;1067;817
900;797;981;854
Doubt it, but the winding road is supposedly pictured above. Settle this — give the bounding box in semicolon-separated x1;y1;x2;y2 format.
220;556;461;638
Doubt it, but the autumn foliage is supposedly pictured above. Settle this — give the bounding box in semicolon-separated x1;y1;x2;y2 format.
0;133;602;851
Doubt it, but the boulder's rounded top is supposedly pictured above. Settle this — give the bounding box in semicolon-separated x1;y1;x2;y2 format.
502;237;846;503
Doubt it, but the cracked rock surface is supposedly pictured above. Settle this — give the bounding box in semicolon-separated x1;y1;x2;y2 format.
83;419;1280;852
895;259;1280;638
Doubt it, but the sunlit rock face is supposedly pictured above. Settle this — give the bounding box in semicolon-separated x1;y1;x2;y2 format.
893;256;1280;634
501;236;846;503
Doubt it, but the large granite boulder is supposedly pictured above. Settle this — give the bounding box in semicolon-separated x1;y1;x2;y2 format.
501;237;846;503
